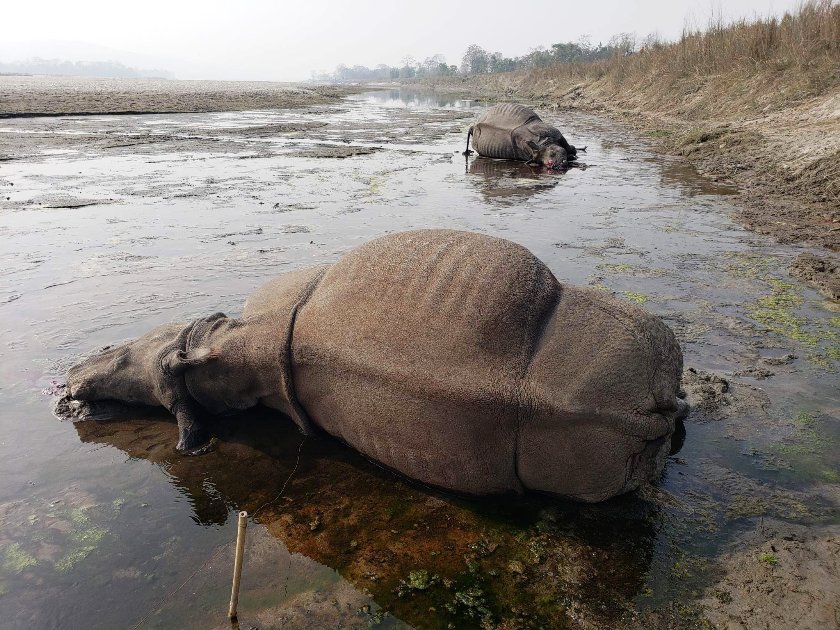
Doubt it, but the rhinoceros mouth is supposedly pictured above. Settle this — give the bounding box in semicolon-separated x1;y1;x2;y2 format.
52;393;146;422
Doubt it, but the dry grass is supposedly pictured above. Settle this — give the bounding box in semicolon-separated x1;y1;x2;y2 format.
545;0;840;95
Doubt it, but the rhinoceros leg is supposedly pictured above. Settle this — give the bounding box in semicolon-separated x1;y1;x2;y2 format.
462;126;474;156
174;402;210;453
159;314;225;453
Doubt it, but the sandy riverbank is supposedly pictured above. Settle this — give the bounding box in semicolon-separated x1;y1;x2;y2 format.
0;75;360;117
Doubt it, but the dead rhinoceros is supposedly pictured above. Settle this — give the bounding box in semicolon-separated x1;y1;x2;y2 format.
62;229;686;502
464;103;582;168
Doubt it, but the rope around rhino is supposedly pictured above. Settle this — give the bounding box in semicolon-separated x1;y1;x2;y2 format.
251;434;307;518
130;433;307;629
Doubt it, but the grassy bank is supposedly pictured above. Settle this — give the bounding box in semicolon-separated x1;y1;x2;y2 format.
422;0;840;252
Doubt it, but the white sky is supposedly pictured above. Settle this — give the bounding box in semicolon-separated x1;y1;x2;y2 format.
2;0;805;81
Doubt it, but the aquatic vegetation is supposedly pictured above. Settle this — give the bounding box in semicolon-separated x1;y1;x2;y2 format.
1;543;38;574
778;411;832;453
726;495;769;519
598;262;635;273
396;569;440;596
587;280;611;292
55;524;108;573
622;291;650;304
771;411;840;483
670;554;709;581
745;278;840;367
722;251;776;280
452;586;492;622
747;279;818;344
597;262;669;277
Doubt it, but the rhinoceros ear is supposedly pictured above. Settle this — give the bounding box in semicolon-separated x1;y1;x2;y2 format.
163;347;218;375
526;140;540;152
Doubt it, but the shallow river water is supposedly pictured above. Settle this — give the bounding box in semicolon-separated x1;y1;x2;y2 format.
0;90;838;629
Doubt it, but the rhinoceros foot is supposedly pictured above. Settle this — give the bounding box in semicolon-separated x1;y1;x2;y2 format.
176;425;212;454
178;436;218;456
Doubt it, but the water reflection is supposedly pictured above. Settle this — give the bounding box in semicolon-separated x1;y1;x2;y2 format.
656;159;738;197
72;408;661;628
347;89;481;110
466;156;568;206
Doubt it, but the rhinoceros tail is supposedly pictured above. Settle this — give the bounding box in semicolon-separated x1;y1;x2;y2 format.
462;126;474;156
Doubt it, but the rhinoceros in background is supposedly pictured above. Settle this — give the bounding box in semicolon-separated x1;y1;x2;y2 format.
61;229;686;503
464;103;582;168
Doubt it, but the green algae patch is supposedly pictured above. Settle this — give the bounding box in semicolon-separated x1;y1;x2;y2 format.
623;291;650;304
726;495;769;519
745;278;840;367
55;525;109;573
367;174;385;197
722;251;776;280
1;543;38;574
588;280;611;292
771;411;840;483
746;279;819;345
598;262;635;273
670;554;709;581
597;262;669;277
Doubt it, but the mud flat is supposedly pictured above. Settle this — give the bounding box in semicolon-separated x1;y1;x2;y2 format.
0;75;360;117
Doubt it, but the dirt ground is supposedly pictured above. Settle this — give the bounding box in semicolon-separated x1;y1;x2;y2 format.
700;519;840;630
0;75;360;117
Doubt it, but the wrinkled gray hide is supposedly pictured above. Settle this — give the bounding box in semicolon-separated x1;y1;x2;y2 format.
466;103;578;167
64;230;686;502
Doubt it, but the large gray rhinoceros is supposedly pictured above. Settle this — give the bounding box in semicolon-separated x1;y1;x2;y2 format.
63;229;686;502
463;103;581;168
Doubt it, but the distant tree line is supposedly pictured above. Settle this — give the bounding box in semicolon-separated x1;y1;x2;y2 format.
0;58;173;79
312;35;638;82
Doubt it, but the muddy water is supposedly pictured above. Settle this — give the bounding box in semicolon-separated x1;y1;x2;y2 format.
1;89;838;629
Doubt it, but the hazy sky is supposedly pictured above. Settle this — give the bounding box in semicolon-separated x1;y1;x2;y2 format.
3;0;804;81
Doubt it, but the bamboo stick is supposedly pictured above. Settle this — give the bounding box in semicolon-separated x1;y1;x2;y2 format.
228;511;248;619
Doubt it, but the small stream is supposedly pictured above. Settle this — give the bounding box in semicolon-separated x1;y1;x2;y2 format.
0;88;838;629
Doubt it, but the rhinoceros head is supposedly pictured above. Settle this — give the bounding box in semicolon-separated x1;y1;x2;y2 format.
527;139;568;169
66;325;180;407
65;318;222;451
